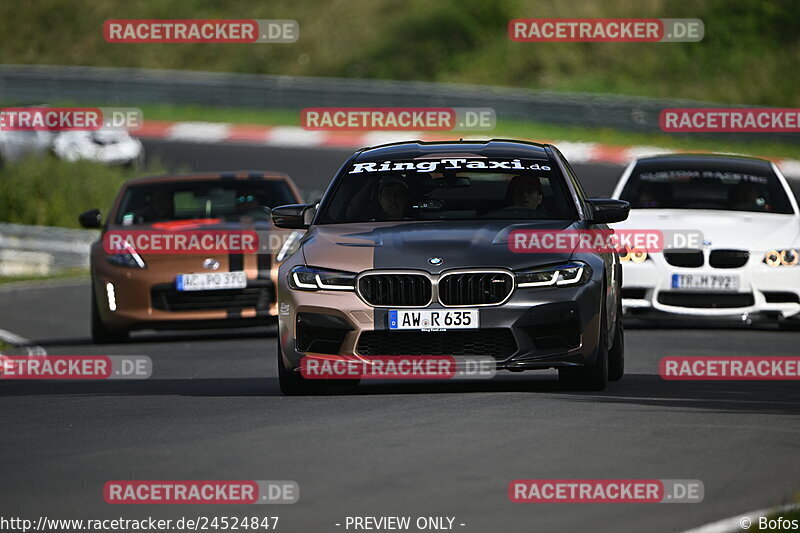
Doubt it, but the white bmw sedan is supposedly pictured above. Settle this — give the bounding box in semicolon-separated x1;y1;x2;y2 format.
611;153;800;327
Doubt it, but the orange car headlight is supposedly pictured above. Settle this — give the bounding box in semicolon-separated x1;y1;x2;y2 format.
764;249;798;267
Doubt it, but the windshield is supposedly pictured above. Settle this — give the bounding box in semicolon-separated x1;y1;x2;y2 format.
318;158;577;224
619;160;794;214
114;180;297;225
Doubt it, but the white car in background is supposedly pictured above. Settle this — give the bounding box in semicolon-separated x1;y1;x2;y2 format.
0;129;53;165
0;104;144;167
611;153;800;327
52;128;144;167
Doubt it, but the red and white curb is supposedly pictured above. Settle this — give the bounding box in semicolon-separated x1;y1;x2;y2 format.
135;120;800;178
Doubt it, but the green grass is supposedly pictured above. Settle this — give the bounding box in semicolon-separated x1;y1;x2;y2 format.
0;156;165;228
0;268;88;286
1;0;799;106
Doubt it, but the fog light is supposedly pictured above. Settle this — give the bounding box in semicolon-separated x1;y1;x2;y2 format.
106;282;117;312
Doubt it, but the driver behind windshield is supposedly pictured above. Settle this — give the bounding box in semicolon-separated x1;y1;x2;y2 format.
481;175;548;218
236;189;270;220
134;189;173;223
377;177;410;220
508;175;543;208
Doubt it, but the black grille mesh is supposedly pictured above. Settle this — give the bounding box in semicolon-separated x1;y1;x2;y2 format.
709;249;749;269
356;329;517;359
358;274;431;307
439;272;513;306
657;291;754;309
151;285;272;312
664;249;704;268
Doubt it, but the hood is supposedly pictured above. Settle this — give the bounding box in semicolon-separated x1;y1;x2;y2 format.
301;220;581;273
612;209;800;252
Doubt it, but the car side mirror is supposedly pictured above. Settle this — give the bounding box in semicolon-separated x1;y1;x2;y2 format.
272;204;315;229
78;208;102;229
585;199;630;224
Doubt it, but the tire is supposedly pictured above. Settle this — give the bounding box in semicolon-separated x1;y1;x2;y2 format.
608;299;625;382
90;284;129;344
277;338;328;395
559;291;609;391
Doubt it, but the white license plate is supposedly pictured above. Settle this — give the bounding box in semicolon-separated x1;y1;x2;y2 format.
671;273;740;291
389;309;479;331
176;271;247;291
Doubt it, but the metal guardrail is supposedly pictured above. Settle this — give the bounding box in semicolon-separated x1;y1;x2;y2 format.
0;222;97;276
0;64;794;143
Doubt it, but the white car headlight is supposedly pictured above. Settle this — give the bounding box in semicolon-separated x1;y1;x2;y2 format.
516;262;592;288
289;265;356;291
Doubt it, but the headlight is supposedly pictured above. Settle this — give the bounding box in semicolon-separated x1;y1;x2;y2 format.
106;251;145;269
516;262;592;288
289;265;356;291
764;249;798;267
276;230;305;262
619;247;648;263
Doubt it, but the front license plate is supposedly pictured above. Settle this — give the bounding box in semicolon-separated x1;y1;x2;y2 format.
389;309;479;331
671;273;740;291
176;271;247;291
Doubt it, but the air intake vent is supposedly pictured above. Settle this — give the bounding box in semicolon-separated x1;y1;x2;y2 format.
664;249;704;268
709;249;749;269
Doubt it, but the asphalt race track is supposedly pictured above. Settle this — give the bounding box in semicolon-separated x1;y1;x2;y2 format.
1;140;798;533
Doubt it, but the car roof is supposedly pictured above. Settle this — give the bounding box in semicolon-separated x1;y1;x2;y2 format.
124;170;293;186
355;139;552;161
634;153;774;170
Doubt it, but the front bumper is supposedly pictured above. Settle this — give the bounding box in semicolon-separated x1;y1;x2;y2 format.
92;258;279;331
621;254;800;320
277;277;604;371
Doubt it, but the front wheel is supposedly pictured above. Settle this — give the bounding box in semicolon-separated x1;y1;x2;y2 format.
91;284;129;344
608;299;625;381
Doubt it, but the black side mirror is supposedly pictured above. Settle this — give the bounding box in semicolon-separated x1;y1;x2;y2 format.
585;199;630;224
78;208;102;229
271;204;315;229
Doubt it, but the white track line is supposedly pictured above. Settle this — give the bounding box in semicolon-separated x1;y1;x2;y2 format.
0;328;47;356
